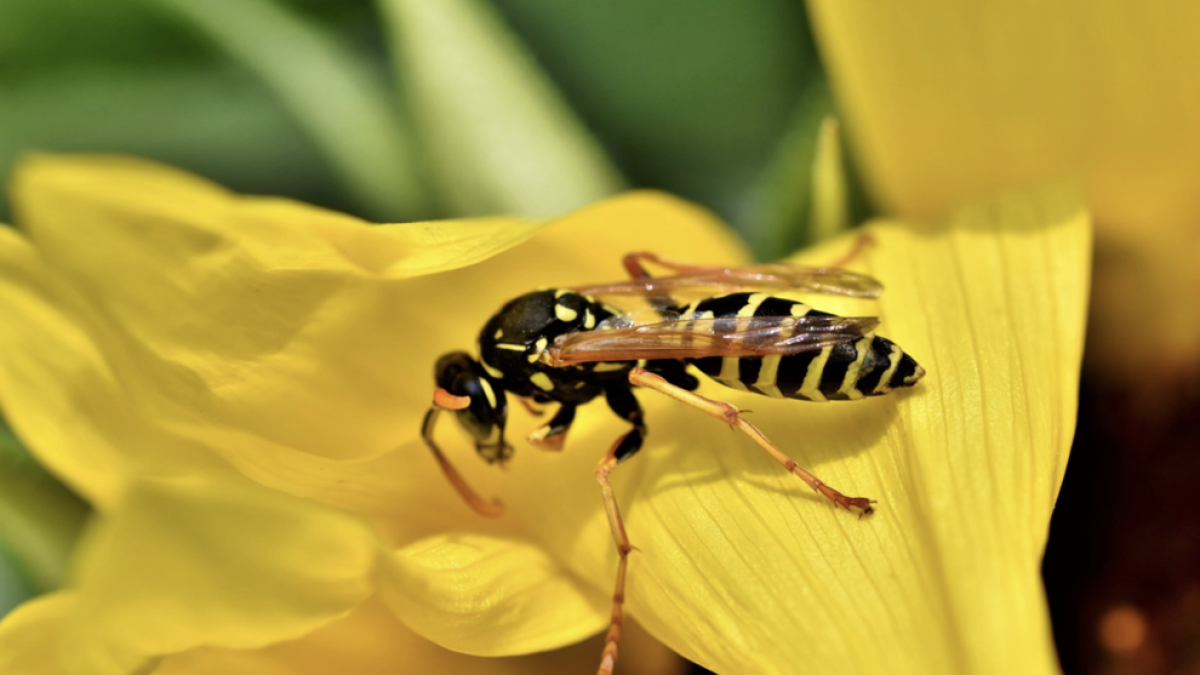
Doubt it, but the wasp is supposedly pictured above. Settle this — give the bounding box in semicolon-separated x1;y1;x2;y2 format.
422;248;924;675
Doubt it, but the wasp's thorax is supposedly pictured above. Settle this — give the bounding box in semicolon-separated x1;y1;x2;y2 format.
477;289;629;404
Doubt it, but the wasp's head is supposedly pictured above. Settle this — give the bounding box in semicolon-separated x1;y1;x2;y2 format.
433;351;512;464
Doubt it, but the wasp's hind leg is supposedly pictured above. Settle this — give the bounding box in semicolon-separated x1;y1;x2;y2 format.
823;232;875;269
627;367;874;515
642;359;700;392
622;251;712;280
594;385;648;675
526;403;576;451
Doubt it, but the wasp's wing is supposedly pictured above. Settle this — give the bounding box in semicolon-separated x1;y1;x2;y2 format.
544;314;881;366
571;263;883;299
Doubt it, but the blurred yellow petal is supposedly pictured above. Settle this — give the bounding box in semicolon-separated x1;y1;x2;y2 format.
0;227;226;507
378;533;605;655
0;592;685;675
61;476;378;675
0;592;73;675
807;0;1200;381
808;0;1200;225
155;596;685;675
493;182;1088;673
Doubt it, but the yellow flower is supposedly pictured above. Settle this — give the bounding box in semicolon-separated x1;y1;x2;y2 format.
807;0;1200;390
0;155;1088;674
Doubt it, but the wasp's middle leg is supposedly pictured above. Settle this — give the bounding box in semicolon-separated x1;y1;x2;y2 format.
594;385;648;675
627;366;874;515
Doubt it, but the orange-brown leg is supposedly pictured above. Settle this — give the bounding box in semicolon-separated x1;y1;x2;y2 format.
627;368;874;515
622;251;710;279
422;389;504;517
593;384;648;675
821;232;875;269
595;429;641;675
625;234;873;280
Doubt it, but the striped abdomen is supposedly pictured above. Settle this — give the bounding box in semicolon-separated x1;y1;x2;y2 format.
685;292;924;402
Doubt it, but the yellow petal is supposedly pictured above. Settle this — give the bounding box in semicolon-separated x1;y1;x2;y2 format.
0;227;226;507
0;592;74;675
9;153;540;467
378;533;606;656
154;596;685;675
499;182;1088;673
60;476;378;675
0;592;686;675
808;1;1200;228
808;1;1200;378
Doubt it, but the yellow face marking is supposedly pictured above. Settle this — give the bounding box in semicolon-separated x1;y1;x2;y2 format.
555;289;570;299
528;337;548;363
530;371;555;392
555;303;579;322
789;303;812;316
478;377;498;409
583;309;596;329
493;328;504;340
798;346;834;402
496;343;525;352
836;337;873;401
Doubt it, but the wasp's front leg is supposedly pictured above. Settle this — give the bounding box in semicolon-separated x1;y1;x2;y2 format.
526;403;576;451
422;394;504;518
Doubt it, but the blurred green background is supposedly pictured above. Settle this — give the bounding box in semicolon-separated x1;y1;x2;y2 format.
0;0;866;256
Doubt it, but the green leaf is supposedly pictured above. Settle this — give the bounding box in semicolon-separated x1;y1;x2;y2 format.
145;0;431;221
377;0;625;217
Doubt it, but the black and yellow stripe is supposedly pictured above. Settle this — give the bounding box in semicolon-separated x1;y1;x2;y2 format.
685;292;923;402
